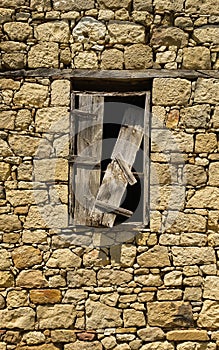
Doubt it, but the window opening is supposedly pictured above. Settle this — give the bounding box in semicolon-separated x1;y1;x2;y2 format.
69;91;150;229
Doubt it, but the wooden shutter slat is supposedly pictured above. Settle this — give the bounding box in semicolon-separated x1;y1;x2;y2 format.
73;95;104;226
92;104;145;228
68;155;100;166
72;109;98;119
95;200;133;218
115;153;137;186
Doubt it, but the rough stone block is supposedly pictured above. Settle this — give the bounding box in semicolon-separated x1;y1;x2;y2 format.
147;301;194;328
46;248;81;268
198;301;219;328
108;21;145;44
182;47;211;69
167;330;209;341
101;49;124;70
86;300;122;329
12;246;42;269
16;270;48;288
13;83;48;108
186;0;219;14
172;247;216;266
137;246;170;267
0;308;35;330
35;22;70;42
37;305;76;329
124;44;153;69
53;0;94;11
28;42;59;68
153;78;191;106
151;27;188;48
195;133;217;153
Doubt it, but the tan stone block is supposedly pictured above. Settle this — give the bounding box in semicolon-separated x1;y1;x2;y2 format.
148;301;193;328
167;330;209;341
123;309;145;327
74;51;98;69
183;164;207;186
30;289;62;304
53;0;94;11
0;8;14;24
37;304;76;329
187;187;219;210
157;289;183;301
137;245;170;267
7;290;28;308
101;49;123;70
7;190;48;207
51;330;76;343
24;204;68;229
0;41;26;52
33;158;68;182
14;83;48;108
3;22;32;41
151;27;188;48
0;162;10;181
153;78;191;106
166;212;206;233
0;271;14;288
0;111;16;130
46;248;81;268
180;104;211;129
35;107;69;133
195;133;217;153
65;341;102;350
124;44;153;69
203;276;219;300
16;344;59;350
194;26;219;44
186;0;219;14
182;47;211;69
120;245;136;267
101;336;117;349
194;78;219;104
132;11;153;26
8;135;40;157
16;270;48;288
133;0;152;10
98;0;131;9
140;342;175;350
212;106;219;128
0;79;20;90
35;21;70;42
2;53;25;69
15;109;32;130
97;269;132;286
0;308;35;330
12;246;42;269
67;269;96;287
28;42;59;69
108;21;145;44
135;273;162;286
137;327;165;341
0;249;11;270
177;342;216;350
209;162;219;186
198;301;219;328
73;17;106;43
51;80;70;106
184;287;202;301
0;214;21;232
63;289;88;304
86;300;122;329
22;230;47;244
154;0;184;11
172;247;215;266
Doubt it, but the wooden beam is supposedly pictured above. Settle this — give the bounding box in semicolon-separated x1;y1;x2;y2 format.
1;68;219;80
95;200;133;218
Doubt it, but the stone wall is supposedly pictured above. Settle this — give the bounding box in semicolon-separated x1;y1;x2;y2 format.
0;0;219;70
1;0;219;350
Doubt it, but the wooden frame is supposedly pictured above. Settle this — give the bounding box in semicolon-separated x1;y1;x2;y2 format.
69;90;151;229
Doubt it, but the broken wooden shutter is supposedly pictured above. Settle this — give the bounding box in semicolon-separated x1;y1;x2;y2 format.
91;100;145;228
69;94;104;226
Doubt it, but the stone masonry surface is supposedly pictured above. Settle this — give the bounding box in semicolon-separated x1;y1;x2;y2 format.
1;0;219;350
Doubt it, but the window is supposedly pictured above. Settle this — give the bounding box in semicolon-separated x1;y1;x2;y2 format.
69;89;150;230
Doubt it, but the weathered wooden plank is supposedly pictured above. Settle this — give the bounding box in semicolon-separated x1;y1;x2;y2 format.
95;200;133;218
71;109;97;119
115;153;137;186
143;92;150;226
73;95;104;226
92;103;145;228
68;155;100;166
69;93;76;226
1;68;219;79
